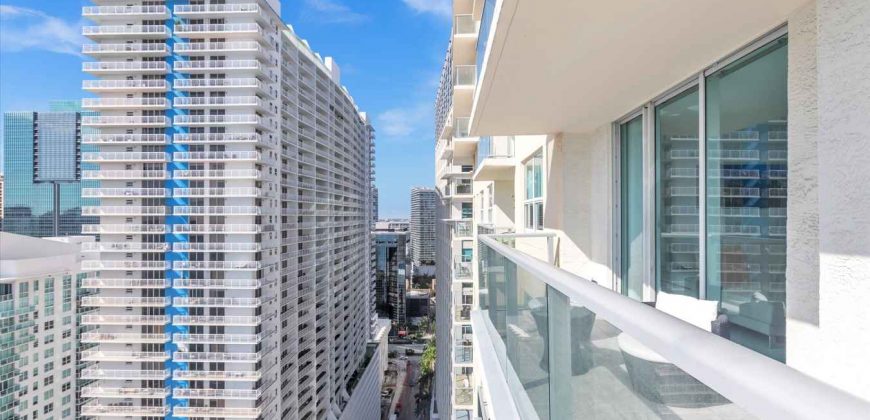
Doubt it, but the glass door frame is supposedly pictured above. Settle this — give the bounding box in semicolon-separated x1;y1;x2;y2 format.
612;24;788;302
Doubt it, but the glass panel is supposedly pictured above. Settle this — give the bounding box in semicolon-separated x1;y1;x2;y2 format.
656;87;701;297
620;116;644;300
705;37;788;362
479;241;754;419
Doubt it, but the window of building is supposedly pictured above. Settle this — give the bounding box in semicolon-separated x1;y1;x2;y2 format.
613;31;788;360
524;150;544;230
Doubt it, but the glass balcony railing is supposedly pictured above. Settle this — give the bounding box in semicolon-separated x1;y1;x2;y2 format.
476;234;870;419
476;136;515;167
455;14;477;35
454;65;477;87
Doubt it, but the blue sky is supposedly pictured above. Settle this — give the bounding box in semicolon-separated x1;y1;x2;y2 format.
0;0;451;218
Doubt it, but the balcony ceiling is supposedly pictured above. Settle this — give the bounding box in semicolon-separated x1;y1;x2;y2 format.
469;0;804;136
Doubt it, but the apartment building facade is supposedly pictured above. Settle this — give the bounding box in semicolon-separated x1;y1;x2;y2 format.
433;1;484;418
79;1;375;419
410;187;437;265
2;102;99;237
0;233;91;420
434;0;870;419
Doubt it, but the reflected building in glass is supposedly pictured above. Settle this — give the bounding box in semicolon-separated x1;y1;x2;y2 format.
2;101;98;237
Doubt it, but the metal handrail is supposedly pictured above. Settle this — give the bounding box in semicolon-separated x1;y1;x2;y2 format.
479;234;870;420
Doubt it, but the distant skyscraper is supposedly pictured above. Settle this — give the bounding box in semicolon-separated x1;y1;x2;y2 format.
2;102;98;237
410;187;437;264
0;173;4;227
374;231;409;327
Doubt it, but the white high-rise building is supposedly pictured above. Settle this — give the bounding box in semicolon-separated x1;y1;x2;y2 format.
79;1;375;419
0;233;92;420
410;187;437;265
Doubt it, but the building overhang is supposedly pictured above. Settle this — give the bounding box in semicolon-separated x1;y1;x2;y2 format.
470;0;804;136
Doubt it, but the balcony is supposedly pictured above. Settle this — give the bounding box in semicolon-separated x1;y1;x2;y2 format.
173;151;261;162
82;25;169;39
174;3;261;18
174;41;263;55
81;296;169;307
81;98;169;110
173;388;261;400
82;224;166;234
82;79;168;92
172;169;260;179
174;59;265;74
82;133;169;144
82;205;166;216
172;187;261;198
82;5;170;20
172;224;261;234
174;133;262;144
80;278;168;289
172;333;261;345
82;260;170;271
454;14;478;37
81;404;169;417
173;407;262;418
172;206;261;216
83;60;169;74
174;95;267;110
173;114;265;127
82;187;168;198
81;350;169;362
82;42;169;57
172;297;261;308
81;368;168;380
453;220;473;238
82;242;167;252
475;136;516;181
173;261;262;271
81;314;168;325
81;116;169;127
174;77;261;90
80;387;169;399
172;278;261;289
172;351;261;362
81;332;169;344
172;315;261;326
473;234;870;419
174;23;263;38
173;370;261;381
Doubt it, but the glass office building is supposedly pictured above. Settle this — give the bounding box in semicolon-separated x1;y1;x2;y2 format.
374;231;409;326
2;102;98;237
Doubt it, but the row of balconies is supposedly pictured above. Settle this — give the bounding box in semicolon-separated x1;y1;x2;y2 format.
81;404;169;417
173;278;261;289
80;387;169;399
81;151;263;162
81;332;169;344
173;351;261;362
80;278;168;289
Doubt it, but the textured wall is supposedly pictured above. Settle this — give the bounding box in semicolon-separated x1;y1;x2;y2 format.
787;0;870;400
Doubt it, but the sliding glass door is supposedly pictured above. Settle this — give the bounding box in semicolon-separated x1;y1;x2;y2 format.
705;37;788;358
655;87;700;297
620;116;644;300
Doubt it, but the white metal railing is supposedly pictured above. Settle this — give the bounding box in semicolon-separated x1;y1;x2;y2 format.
477;235;870;420
173;77;260;89
172;315;261;326
81;116;169;126
173;370;261;381
172;333;261;344
82;261;169;270
82;169;168;179
80;278;167;288
83;79;168;90
172;224;261;234
174;59;261;72
173;278;260;289
82;224;166;234
172;187;260;197
81;296;169;306
81;350;168;361
81;98;168;108
174;96;261;107
81;315;168;325
174;41;260;53
83;61;168;72
173;151;261;161
81;205;166;215
172;206;261;215
82;5;169;16
82;187;168;197
82;42;168;55
173;261;261;270
173;133;261;143
173;407;261;417
173;297;261;307
81;405;168;416
173;388;261;399
174;23;261;33
82;133;168;143
81;332;169;343
81;387;169;398
82;25;168;36
172;352;261;362
174;4;260;14
172;169;260;179
173;242;260;252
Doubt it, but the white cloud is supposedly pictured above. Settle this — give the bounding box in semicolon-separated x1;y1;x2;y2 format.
377;102;433;138
401;0;452;18
0;5;84;57
303;0;368;24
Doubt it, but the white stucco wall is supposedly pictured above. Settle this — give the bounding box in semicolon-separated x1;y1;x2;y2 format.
786;0;870;400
